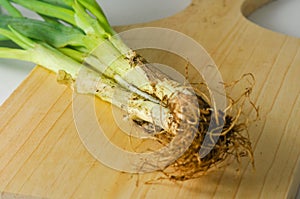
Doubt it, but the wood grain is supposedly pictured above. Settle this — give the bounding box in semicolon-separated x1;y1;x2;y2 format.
1;0;300;198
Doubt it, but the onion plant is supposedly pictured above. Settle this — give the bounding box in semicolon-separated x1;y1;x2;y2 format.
0;0;254;180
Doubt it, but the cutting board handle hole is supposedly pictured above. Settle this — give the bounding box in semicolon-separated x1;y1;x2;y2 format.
242;0;300;38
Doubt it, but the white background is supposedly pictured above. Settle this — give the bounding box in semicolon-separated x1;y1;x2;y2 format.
0;0;299;197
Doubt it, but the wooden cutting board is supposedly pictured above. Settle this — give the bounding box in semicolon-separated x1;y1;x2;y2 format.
1;0;300;198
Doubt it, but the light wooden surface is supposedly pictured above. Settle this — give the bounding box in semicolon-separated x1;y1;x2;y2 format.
1;0;300;198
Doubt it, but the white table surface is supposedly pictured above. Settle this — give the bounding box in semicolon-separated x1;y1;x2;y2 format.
0;0;299;198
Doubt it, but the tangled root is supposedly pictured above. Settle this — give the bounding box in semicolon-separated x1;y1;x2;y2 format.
144;74;257;181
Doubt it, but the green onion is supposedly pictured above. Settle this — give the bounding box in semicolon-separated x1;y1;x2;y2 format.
0;0;254;179
1;0;197;148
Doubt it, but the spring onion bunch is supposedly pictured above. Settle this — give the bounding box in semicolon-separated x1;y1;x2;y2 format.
0;0;254;180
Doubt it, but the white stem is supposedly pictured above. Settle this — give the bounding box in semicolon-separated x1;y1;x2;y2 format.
74;68;172;131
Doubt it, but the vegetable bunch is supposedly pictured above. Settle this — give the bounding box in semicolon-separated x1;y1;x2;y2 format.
0;0;254;180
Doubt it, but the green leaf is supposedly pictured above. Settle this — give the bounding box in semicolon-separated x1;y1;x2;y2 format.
0;15;87;48
73;0;105;35
0;35;8;41
38;14;62;25
0;27;34;49
0;47;32;60
8;25;35;48
38;0;74;9
77;0;114;34
59;46;85;62
10;0;76;26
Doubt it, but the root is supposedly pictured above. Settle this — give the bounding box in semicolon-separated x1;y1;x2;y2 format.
126;53;257;181
138;73;258;181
